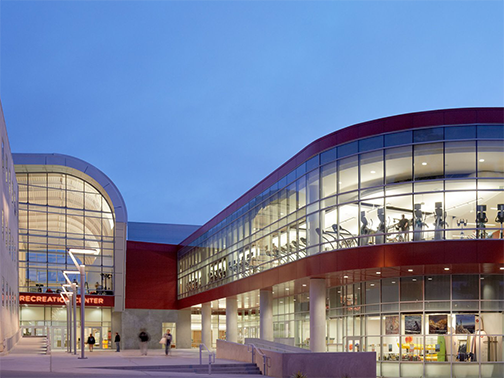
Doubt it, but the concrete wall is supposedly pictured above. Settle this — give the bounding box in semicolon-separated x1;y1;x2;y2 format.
216;340;376;378
0;100;19;354
122;308;191;350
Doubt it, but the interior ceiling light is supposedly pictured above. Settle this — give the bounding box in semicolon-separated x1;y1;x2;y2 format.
285;288;289;290
444;267;450;271
343;275;349;278
376;272;381;275
408;269;413;272
370;170;376;174
479;159;485;162
422;162;427;166
500;267;504;270
302;284;307;287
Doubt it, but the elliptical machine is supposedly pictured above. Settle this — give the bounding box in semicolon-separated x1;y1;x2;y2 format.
413;204;426;241
495;204;504;239
360;211;370;246
375;208;385;244
433;202;447;240
476;205;488;239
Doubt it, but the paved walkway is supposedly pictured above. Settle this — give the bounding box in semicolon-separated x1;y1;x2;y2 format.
0;337;258;378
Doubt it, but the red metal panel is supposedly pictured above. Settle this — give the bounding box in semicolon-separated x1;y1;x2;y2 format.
125;241;179;310
477;108;504;123
443;108;478;125
358;119;385;139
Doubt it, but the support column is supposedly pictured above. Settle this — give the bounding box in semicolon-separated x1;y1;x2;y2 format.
260;289;273;342
201;302;212;348
310;278;326;352
226;297;238;343
177;308;192;349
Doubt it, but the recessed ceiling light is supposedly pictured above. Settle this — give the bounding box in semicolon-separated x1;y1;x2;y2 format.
370;170;376;174
479;159;485;162
444;268;450;271
422;162;427;166
408;269;413;272
376;272;381;275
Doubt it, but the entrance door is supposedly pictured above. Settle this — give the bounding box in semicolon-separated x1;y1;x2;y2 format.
346;336;362;352
51;327;67;349
84;327;103;350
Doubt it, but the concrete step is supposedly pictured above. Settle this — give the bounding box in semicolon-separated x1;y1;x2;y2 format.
100;363;261;375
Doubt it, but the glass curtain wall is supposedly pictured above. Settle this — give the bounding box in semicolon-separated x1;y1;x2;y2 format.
17;173;115;294
178;125;504;299
272;274;504;378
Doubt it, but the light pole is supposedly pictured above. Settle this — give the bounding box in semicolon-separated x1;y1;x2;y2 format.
67;248;99;359
63;273;79;355
60;291;71;353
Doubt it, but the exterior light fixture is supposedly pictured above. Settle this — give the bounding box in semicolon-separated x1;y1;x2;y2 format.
67;248;98;360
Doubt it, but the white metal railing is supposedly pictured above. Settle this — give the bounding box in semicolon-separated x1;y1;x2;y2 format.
199;343;216;375
248;344;271;376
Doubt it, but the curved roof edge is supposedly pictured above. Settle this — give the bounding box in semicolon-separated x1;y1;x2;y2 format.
13;153;128;223
181;107;504;246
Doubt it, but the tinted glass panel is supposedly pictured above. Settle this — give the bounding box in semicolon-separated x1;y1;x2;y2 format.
385;131;412;147
321;147;337;165
414;127;444;143
359;135;383;152
452;275;479;300
338;141;358;158
445;125;476;140
478;125;504;139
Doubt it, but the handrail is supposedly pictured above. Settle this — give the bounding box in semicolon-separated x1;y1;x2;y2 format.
248;344;271;376
199;343;216;375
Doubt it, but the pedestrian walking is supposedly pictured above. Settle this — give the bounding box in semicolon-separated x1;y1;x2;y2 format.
114;332;121;352
138;329;150;355
87;333;95;352
163;329;173;356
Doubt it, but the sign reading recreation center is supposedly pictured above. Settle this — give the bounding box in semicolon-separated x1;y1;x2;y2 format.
19;293;114;307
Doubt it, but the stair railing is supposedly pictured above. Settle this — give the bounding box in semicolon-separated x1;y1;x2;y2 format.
248;344;271;376
199;343;216;375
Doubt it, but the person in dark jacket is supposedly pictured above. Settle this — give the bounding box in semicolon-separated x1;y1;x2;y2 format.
138;329;150;355
114;332;121;352
87;333;95;352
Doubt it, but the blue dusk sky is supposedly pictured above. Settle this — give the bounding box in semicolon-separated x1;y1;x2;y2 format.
1;1;503;226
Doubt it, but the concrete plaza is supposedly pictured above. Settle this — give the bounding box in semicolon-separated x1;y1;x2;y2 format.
0;337;260;378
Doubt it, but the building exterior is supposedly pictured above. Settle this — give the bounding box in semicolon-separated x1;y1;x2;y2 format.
10;107;504;377
0;101;20;354
175;108;504;378
14;153;127;350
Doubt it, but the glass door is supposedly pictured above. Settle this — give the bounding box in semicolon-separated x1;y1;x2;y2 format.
346;336;362;352
50;327;67;349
